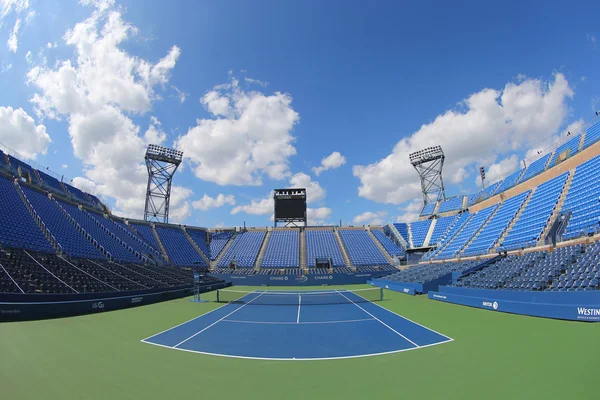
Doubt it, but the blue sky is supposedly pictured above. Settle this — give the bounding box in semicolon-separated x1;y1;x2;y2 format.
0;0;598;228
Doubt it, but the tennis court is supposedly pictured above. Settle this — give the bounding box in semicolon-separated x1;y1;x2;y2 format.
141;288;453;360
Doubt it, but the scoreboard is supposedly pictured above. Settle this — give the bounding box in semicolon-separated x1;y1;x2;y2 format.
274;188;307;227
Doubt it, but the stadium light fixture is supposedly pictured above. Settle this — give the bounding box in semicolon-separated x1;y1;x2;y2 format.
143;144;183;224
409;145;446;205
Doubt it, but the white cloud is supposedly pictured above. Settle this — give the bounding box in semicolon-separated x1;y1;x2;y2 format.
353;211;387;226
396;199;422;223
174;77;299;186
483;155;519;185
7;18;20;52
353;73;574;205
0;106;51;158
46;41;57;49
307;207;331;225
231;192;273;215
450;167;468;184
25;49;31;64
312;151;346;176
289;172;325;203
26;0;182;219
1;62;11;72
61;164;68;169
172;85;187;103
143;116;166;144
244;77;267;87
192;193;235;211
1;0;29;20
587;33;597;46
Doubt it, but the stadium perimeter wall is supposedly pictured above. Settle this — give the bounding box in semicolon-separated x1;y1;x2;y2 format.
0;283;226;321
210;271;390;286
428;286;600;322
369;273;453;295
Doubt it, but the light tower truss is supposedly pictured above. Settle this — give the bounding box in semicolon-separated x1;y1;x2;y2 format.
409;145;446;206
144;144;183;224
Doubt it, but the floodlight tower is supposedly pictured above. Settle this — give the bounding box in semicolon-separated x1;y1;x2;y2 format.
409;145;447;205
144;144;183;224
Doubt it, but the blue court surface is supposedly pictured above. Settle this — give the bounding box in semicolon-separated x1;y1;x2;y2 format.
141;289;453;360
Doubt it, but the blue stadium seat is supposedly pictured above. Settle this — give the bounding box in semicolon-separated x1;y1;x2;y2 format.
339;230;388;266
410;219;432;247
305;230;345;267
156;226;206;267
218;230;266;268
261;230;299;268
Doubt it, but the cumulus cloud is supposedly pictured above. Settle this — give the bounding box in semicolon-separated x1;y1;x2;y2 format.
26;0;186;218
312;151;346;176
25;49;31;64
174;77;300;186
481;155;519;185
395;199;422;223
0;106;51;158
307;207;331;225
353;73;574;206
353;211;387;226
289;172;325;203
231;193;273;216
192;194;235;211
7;18;20;52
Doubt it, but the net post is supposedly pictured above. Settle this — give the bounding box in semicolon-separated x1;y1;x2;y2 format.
379;287;383;301
217;289;220;303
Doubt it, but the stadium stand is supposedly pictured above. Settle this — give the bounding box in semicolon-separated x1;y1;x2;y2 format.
582;120;600;150
261;230;299;268
462;191;530;256
129;223;163;253
428;215;459;246
6;154;35;177
186;229;210;259
493;169;524;195
421;202;436;216
435;205;497;259
437;196;464;213
548;135;582;168
110;218;162;259
305;230;345;267
501;173;569;250
0;178;55;253
155;226;206;267
382;260;478;284
393;223;410;244
371;229;405;257
339;230;388;266
562;155;600;239
410;219;432;247
209;231;234;260
218;230;266;268
36;170;67;195
518;154;551;184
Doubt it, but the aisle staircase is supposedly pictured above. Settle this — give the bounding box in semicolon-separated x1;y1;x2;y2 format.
254;230;272;270
366;228;393;264
334;229;353;267
493;189;536;251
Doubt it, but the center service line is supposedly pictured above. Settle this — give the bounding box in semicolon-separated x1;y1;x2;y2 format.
296;295;301;324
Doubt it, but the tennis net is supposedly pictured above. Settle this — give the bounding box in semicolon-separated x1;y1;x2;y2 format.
215;287;383;305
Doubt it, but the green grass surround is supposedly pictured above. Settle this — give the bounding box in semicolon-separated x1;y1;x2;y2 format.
1;285;598;400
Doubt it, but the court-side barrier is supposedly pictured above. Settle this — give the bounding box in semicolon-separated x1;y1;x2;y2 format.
369;273;453;295
209;271;391;286
428;286;600;322
0;282;226;321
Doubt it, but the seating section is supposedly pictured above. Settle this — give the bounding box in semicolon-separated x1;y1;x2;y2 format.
582;120;600;150
339;230;388;266
129;223;162;253
462;191;529;256
436;205;497;259
382;260;478;284
410;219;431;247
493;169;523;195
480;181;503;200
7;154;34;177
209;231;234;260
186;229;210;259
518;154;551;184
428;215;459;246
155;226;206;267
261;230;299;268
437;196;464;213
0;178;55;253
371;229;404;257
393;223;410;244
0;249;75;293
548;135;582;168
218;231;266;268
110;218;162;259
305;230;345;267
501;173;568;250
421;202;436;216
562;155;600;239
455;244;599;292
36;170;66;194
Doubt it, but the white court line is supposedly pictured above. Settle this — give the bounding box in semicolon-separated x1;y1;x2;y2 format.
173;292;265;348
296;295;301;323
222;318;375;325
335;290;419;348
141;338;453;361
353;290;454;342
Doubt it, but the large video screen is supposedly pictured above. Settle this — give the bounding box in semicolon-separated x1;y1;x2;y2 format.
275;198;306;219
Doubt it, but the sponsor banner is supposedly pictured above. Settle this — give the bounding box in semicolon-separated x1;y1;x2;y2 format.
428;290;600;322
210;271;390;286
370;280;416;296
